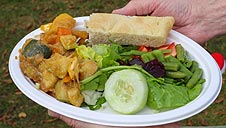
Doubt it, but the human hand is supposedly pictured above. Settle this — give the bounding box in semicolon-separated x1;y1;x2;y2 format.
48;110;180;128
113;0;226;45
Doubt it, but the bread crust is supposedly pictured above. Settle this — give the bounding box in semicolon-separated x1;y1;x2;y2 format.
87;13;174;47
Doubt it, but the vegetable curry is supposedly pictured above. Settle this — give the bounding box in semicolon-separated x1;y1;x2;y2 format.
19;13;91;107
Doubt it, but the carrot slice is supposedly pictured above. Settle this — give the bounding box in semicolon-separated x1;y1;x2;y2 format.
55;27;72;43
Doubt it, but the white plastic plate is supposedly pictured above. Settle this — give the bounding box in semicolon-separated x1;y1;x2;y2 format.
9;16;222;127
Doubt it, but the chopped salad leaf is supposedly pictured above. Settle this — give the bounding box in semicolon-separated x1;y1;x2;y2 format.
76;45;103;68
92;44;121;68
147;79;190;111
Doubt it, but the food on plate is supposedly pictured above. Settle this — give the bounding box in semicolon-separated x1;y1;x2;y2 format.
19;13;90;107
19;13;205;114
87;13;175;47
105;69;148;114
21;39;52;59
40;13;88;45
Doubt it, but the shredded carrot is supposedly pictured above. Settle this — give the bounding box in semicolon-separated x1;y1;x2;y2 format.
63;74;71;83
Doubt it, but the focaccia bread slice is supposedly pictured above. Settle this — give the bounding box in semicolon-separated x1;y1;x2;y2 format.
86;13;175;47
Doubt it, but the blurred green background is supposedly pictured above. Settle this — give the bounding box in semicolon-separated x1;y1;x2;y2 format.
0;0;225;127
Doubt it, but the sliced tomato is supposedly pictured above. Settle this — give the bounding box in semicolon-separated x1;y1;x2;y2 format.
158;42;176;57
138;45;152;52
167;43;177;56
158;44;170;50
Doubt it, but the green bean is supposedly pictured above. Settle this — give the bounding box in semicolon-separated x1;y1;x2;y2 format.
186;68;203;89
175;79;185;86
190;61;198;73
160;49;171;54
197;78;206;84
162;62;179;71
164;77;175;84
141;52;155;63
120;50;145;56
176;44;185;62
166;71;187;79
183;59;192;68
152;50;165;62
166;55;193;81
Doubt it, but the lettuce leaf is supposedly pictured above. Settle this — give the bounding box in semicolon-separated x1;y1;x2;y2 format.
80;72;109;91
76;44;139;68
188;83;202;100
146;79;202;111
82;90;103;105
76;45;103;68
92;44;121;68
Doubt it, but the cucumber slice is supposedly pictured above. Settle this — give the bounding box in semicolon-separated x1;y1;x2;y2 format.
104;69;148;114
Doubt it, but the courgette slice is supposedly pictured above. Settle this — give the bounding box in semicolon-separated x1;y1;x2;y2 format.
104;69;148;114
22;39;52;59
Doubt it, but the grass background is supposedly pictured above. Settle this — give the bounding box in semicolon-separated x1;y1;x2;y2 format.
0;0;225;127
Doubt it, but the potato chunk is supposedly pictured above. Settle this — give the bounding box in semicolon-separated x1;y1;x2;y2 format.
55;80;69;102
39;53;71;79
67;85;84;107
40;70;58;92
55;80;83;106
79;59;98;80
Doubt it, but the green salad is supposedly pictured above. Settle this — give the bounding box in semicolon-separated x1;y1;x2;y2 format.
78;42;205;114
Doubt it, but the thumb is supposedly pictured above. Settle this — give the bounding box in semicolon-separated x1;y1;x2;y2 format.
48;110;78;127
48;110;111;128
48;110;72;125
112;0;152;16
112;2;136;16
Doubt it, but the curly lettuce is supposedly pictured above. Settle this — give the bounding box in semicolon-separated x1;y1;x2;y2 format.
76;45;103;68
